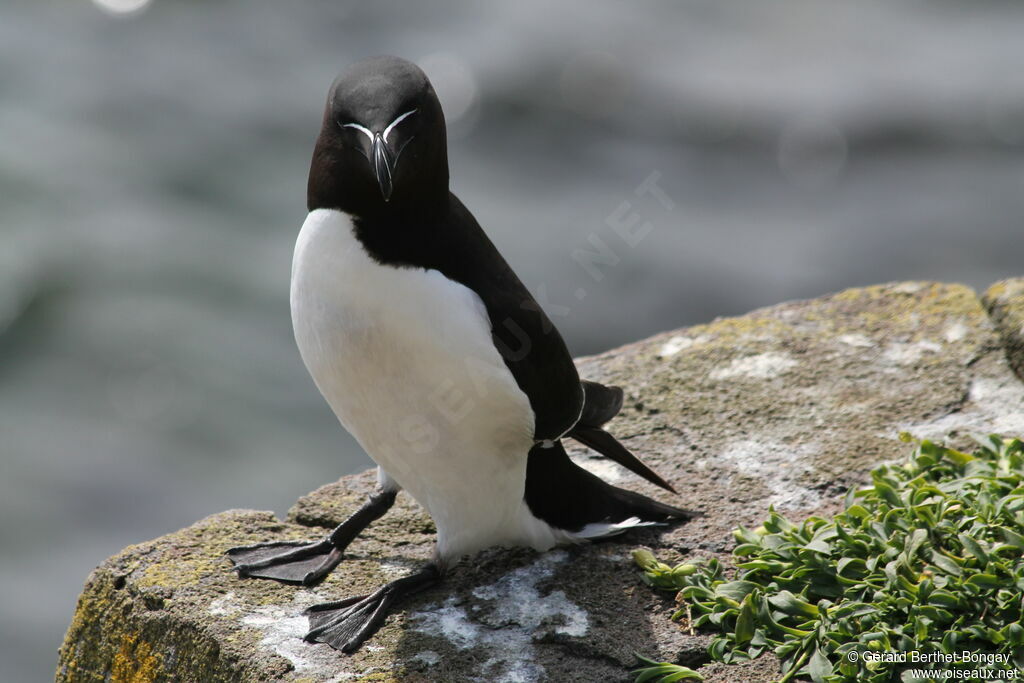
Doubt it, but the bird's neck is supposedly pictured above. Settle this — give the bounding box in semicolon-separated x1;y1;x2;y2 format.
348;192;453;268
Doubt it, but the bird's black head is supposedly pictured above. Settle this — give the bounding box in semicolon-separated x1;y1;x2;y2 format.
307;56;449;216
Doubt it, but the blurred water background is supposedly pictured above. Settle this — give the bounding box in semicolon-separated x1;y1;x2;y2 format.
2;0;1023;679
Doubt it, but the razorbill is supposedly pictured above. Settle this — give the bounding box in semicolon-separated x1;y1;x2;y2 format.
228;55;695;653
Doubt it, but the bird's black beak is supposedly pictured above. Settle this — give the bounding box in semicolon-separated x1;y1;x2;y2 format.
372;133;394;202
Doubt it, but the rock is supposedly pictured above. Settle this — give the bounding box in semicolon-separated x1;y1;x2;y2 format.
58;281;1024;682
983;277;1024;382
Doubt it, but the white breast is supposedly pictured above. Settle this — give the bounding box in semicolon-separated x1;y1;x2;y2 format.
290;209;559;560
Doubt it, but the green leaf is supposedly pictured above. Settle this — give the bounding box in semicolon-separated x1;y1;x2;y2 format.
633;656;705;683
943;447;976;466
902;528;928;561
734;594;756;645
633;549;658;570
634;433;1024;683
928;553;963;577
808;646;834;683
958;533;990;566
672;564;698;579
732;543;763;556
836;557;866;577
845;504;871;520
768;590;819;618
733;525;763;545
965;573;1003;589
708;637;728;661
714;581;760;602
872;479;903;508
803;538;832;554
926;589;960;608
660;669;705;682
999;526;1024;548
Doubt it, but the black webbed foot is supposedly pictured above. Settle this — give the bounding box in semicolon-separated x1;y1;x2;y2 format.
227;539;342;585
227;488;398;586
304;564;441;653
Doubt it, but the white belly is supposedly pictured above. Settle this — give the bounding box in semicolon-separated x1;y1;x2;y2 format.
290;209;558;559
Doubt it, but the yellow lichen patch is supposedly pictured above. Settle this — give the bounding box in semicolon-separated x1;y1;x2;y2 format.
986;281;1009;300
111;634;161;683
63;574;110;641
985;278;1024;304
58;570;130;681
688;314;790;344
136;550;220;590
983;277;1024;379
356;673;405;682
985;278;1024;311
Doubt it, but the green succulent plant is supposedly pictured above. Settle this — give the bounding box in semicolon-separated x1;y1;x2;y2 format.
633;434;1024;683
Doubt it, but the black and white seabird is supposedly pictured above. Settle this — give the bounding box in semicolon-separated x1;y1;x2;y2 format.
227;55;696;653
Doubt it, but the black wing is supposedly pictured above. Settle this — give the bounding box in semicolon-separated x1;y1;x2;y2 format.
437;201;677;493
570;380;677;493
352;193;680;492
442;196;584;441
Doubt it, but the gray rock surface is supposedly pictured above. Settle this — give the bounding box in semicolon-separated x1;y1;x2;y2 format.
983;277;1024;383
57;281;1024;682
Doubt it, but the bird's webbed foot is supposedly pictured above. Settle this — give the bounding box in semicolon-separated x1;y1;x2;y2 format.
226;488;398;586
304;563;442;653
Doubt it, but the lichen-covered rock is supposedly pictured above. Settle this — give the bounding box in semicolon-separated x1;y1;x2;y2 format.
58;281;1024;682
983;277;1024;382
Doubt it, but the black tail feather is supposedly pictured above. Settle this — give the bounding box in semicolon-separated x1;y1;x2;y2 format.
525;441;699;534
578;380;624;427
570;425;677;494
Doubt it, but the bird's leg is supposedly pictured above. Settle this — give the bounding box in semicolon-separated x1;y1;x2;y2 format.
304;563;442;653
227;488;397;586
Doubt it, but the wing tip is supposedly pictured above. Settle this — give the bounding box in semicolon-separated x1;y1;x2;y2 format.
570;425;680;495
